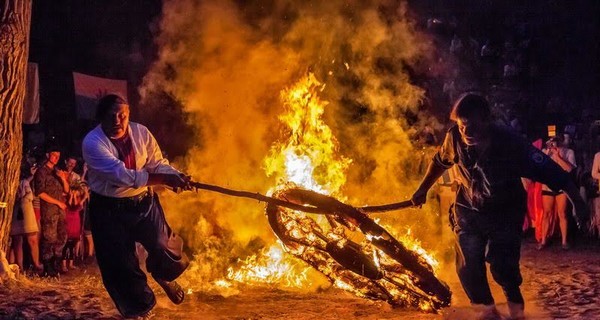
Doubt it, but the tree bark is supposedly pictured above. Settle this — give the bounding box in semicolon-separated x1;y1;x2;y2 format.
0;0;32;257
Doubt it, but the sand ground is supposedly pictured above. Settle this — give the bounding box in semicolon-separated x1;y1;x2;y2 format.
1;238;599;320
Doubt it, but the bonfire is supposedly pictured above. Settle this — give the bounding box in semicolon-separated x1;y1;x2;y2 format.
191;74;450;312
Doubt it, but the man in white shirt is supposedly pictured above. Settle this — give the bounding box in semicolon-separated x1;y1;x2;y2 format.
65;156;82;186
83;94;191;319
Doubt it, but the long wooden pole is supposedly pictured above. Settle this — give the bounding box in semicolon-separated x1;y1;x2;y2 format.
189;182;414;214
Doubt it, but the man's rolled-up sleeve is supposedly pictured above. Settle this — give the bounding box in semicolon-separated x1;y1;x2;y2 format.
433;129;457;169
143;129;180;175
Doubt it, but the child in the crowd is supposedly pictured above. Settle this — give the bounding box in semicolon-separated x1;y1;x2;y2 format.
61;184;88;272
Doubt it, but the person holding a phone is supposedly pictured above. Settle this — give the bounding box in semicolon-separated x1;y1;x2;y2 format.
538;135;577;250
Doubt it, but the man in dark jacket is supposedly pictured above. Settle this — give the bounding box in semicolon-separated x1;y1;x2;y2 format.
411;93;588;319
34;145;70;276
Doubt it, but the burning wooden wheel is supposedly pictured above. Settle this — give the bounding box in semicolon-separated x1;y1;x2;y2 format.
266;188;451;312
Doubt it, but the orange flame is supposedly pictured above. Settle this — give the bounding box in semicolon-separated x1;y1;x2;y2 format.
264;73;351;194
225;73;348;287
226;242;310;288
225;74;440;310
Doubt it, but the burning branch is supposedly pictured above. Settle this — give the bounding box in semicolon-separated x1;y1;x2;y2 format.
265;188;451;312
188;182;450;312
189;181;415;214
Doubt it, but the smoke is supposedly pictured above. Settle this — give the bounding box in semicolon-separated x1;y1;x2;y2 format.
140;0;450;290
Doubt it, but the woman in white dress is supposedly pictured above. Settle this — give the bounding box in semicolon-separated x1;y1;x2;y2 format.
10;164;43;273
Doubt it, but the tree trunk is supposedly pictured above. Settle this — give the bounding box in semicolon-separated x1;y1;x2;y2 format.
0;1;32;259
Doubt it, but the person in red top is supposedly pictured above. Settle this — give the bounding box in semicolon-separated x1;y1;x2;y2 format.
61;184;87;272
82;94;192;319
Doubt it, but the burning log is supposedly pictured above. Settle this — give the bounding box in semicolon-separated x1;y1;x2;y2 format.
324;241;383;281
266;187;451;312
190;182;451;312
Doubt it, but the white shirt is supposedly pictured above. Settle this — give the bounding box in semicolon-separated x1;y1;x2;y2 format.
82;122;179;198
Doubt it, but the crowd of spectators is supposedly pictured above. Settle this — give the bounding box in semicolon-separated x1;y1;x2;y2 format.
8;148;94;277
9;1;600;279
423;5;600;246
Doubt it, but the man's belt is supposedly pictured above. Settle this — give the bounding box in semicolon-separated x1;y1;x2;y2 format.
92;191;149;206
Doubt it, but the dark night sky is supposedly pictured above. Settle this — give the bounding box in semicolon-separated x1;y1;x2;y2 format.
28;0;162;156
26;0;600;157
409;0;600;95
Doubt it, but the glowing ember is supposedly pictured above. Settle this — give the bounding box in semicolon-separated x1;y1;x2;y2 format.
213;279;233;288
398;229;440;271
371;218;440;271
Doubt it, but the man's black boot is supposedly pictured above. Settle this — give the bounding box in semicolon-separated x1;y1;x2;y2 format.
43;257;58;277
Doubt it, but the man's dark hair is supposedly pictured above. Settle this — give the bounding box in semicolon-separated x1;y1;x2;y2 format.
45;144;61;154
96;94;128;121
450;92;491;122
20;162;33;179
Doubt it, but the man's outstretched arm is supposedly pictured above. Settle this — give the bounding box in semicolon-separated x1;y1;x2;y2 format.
411;160;448;206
